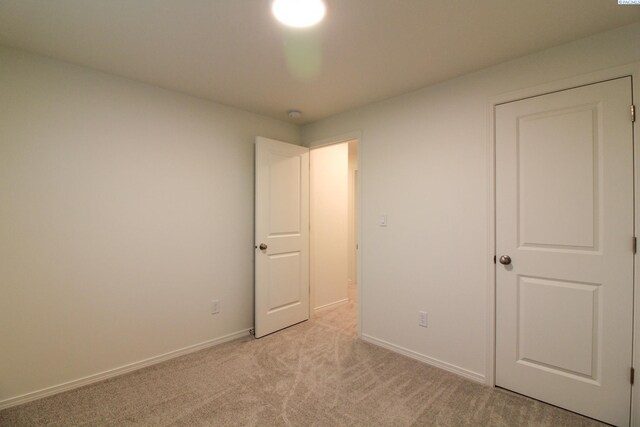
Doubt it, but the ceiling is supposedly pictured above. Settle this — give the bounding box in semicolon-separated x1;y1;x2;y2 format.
0;1;639;124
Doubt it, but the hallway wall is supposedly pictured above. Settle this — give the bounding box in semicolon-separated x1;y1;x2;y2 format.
310;143;349;310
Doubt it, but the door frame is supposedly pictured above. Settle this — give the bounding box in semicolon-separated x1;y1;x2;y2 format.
307;131;363;338
486;63;640;422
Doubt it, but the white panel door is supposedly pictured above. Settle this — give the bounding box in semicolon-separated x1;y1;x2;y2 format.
495;77;633;426
255;137;309;338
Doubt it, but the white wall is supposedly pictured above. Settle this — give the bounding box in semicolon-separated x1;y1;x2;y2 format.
302;23;640;381
310;143;349;310
0;46;300;406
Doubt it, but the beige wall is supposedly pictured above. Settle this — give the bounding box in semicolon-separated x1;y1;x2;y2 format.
0;46;300;405
347;141;359;287
302;23;640;382
310;143;349;310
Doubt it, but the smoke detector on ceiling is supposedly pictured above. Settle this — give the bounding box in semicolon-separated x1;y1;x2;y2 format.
288;109;303;119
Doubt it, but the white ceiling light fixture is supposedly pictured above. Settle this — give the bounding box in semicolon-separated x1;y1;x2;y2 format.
272;0;326;28
287;109;303;119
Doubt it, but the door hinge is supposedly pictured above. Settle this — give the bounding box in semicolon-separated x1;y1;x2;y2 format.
632;105;636;123
631;367;635;385
634;237;637;254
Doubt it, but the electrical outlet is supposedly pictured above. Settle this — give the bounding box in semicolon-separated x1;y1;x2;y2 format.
418;311;428;327
211;300;220;315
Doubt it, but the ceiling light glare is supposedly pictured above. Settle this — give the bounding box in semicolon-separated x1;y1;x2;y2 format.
272;0;326;28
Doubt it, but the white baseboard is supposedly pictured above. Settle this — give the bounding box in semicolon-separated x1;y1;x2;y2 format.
0;328;251;410
313;298;349;312
361;334;485;384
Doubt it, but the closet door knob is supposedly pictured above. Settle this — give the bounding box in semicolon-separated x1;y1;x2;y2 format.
499;255;512;265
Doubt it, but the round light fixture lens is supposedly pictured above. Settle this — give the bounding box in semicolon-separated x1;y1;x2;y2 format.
272;0;326;28
288;109;302;119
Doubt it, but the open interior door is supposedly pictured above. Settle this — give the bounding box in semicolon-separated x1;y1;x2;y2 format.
254;137;309;338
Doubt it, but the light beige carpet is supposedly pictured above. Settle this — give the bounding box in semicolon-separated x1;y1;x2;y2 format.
0;293;603;426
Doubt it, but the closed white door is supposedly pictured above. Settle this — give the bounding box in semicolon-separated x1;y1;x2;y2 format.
495;77;633;426
254;137;309;338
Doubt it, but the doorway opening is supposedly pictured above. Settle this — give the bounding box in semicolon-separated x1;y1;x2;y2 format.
310;139;359;331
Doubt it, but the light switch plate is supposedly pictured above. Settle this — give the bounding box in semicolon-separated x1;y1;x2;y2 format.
419;311;428;327
211;300;220;314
